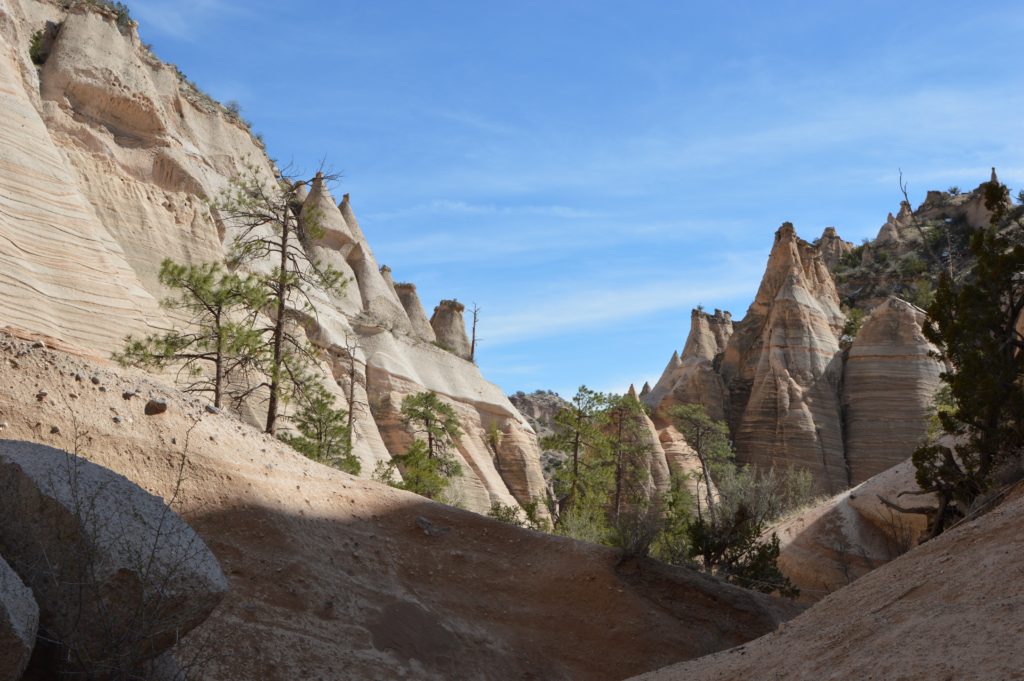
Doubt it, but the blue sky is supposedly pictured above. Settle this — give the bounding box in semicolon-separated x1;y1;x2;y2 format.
132;0;1024;397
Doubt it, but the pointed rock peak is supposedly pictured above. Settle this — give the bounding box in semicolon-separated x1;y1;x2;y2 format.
627;384;638;399
775;221;797;242
338;192;367;243
991;166;999;184
640;382;652;398
821;226;838;238
393;281;436;343
898;200;913;219
293;182;309;203
669;349;681;367
886;212;896;223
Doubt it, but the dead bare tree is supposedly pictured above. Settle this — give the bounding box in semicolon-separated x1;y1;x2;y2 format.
469;303;481;364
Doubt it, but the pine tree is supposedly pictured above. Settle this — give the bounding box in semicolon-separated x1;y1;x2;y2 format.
215;166;347;433
373;391;464;500
279;382;359;475
911;176;1024;538
114;259;265;408
541;386;610;523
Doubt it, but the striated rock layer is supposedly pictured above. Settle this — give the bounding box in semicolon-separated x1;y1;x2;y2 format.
721;223;848;492
644;222;944;496
842;297;942;484
0;0;546;517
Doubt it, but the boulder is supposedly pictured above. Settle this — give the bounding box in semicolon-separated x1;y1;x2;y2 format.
0;440;227;674
0;553;37;681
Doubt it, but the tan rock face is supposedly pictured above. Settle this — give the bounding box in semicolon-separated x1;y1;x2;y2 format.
816;226;852;270
842;297;942;484
646;309;732;422
393;282;437;343
430;299;473;360
0;0;543;519
721;224;847;492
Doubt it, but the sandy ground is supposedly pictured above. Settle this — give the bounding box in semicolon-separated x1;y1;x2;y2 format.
632;483;1024;680
0;329;800;680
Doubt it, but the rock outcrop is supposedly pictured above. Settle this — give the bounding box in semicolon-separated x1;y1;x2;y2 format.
0;439;227;673
0;553;37;681
645;309;732;422
721;223;847;492
815;226;852;269
430;299;473;360
0;331;801;681
0;0;545;518
767;460;928;603
393;282;437;343
842;297;942;483
631;458;1024;681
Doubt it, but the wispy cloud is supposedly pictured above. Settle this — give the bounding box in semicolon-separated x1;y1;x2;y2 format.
367;199;603;222
482;266;763;347
131;0;247;41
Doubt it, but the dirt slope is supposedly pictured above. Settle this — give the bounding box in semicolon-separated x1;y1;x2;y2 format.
631;483;1024;680
0;330;799;681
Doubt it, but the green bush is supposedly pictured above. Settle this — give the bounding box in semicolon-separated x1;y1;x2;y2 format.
28;30;45;64
842;307;866;338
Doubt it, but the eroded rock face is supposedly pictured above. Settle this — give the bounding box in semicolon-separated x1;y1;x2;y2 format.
0;440;226;673
0;553;37;681
430;299;473;360
646;309;732;422
842;297;942;484
721;224;847;492
816;226;852;270
0;0;545;519
393;282;437;343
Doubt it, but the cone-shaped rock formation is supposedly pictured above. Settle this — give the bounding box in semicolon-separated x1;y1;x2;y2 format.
393;282;437;343
842;297;942;484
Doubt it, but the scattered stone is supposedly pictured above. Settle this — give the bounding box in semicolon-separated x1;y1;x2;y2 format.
415;516;450;537
112;416;123;424
0;441;228;673
90;374;100;385
74;372;84;382
35;391;47;402
0;423;6;431
205;404;221;414
122;389;137;400
98;386;107;392
31;340;44;349
144;399;168;416
49;426;59;435
0;553;38;681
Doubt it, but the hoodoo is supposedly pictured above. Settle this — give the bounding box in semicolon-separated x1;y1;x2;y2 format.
430;299;473;360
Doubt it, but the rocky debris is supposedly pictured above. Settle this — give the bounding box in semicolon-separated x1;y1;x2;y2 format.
0;440;227;674
123;389;138;400
415;516;450;537
0;553;37;681
90;374;101;385
393;282;437;343
34;391;46;402
144;397;168;415
205;404;221;414
842;297;942;484
430;299;473;360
